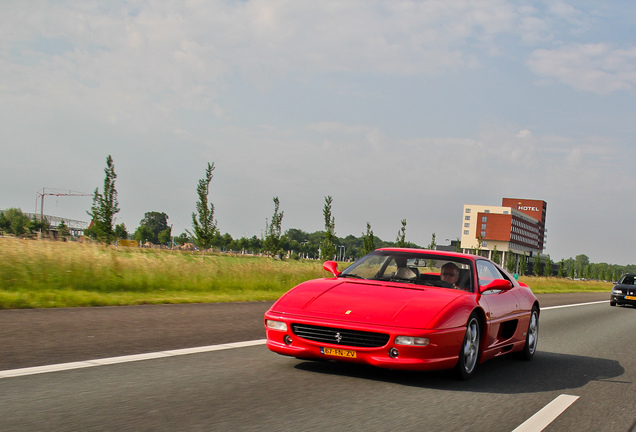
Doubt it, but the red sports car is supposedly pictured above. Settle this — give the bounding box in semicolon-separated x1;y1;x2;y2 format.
265;248;539;379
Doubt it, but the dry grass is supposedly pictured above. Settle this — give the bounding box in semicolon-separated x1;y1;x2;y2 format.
0;237;609;309
519;275;611;293
0;237;325;308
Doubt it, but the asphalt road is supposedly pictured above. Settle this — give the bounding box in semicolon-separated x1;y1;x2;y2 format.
1;292;634;432
0;301;272;370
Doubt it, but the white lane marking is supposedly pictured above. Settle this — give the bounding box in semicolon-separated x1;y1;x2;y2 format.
0;299;606;379
542;300;607;310
512;394;579;432
0;339;267;379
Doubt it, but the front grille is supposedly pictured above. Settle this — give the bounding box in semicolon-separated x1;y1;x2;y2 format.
291;324;390;348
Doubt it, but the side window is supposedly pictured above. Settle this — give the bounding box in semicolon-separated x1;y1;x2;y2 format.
476;260;508;286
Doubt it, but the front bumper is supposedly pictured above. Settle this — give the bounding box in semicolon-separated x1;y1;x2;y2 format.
264;314;465;371
611;293;636;306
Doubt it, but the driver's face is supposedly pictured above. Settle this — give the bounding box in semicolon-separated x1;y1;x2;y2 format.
441;268;459;284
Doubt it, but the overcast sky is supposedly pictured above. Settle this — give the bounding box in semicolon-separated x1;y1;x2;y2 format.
2;1;636;265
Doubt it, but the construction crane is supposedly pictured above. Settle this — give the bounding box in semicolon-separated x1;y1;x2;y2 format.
35;188;93;221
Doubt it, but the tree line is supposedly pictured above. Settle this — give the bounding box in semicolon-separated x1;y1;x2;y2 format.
2;155;635;279
76;156;426;261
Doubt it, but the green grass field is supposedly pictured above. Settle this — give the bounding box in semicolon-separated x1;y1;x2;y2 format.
0;237;610;309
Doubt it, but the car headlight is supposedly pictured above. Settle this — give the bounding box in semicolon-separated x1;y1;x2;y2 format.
612;289;623;295
266;320;288;331
395;336;430;346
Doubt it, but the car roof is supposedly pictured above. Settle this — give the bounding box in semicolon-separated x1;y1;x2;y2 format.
376;247;481;261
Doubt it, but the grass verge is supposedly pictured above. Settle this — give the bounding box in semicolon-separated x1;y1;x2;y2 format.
0;237;324;308
0;237;610;309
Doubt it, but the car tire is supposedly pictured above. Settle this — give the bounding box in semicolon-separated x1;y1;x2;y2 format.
518;306;539;361
455;313;481;380
610;300;617;306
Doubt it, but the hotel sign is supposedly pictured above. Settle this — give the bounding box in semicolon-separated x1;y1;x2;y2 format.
517;205;540;212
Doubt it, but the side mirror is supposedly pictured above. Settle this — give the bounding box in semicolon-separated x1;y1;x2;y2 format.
480;278;513;293
323;260;340;277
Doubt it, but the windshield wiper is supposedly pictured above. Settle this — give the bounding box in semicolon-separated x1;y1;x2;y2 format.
339;273;364;279
389;277;416;284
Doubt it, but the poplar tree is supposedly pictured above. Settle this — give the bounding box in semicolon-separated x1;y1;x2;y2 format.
321;196;336;260
533;253;543;276
396;219;407;247
87;155;120;245
428;233;437;251
519;253;528;276
492;245;500;264
519;255;527;275
264;196;284;259
191;162;217;250
544;255;553;276
362;222;375;255
557;259;566;278
506;252;516;273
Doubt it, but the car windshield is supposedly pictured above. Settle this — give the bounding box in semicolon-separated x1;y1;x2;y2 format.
340;250;474;291
619;275;635;285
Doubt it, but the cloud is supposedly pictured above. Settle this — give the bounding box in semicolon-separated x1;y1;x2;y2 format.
527;43;636;94
516;129;532;138
0;0;587;137
0;1;553;93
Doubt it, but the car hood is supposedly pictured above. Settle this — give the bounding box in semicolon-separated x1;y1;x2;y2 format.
270;278;468;329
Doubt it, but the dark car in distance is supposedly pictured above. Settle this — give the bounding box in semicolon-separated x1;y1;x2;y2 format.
610;273;636;307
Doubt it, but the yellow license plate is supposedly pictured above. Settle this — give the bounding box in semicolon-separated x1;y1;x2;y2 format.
321;347;357;358
626;296;636;300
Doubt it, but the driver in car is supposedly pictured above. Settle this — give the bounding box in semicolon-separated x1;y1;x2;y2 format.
440;262;461;289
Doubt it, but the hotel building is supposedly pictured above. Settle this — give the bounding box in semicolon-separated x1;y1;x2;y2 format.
460;198;547;266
